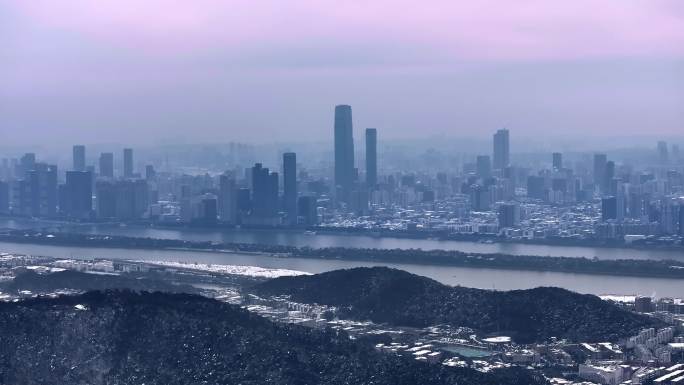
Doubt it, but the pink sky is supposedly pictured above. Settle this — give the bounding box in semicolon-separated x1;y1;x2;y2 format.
1;1;683;145
8;0;684;60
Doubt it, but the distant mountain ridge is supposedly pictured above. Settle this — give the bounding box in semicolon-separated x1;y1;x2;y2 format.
253;267;658;343
0;290;547;385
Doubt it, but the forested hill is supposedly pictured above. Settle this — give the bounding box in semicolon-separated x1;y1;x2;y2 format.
0;290;547;385
254;267;658;343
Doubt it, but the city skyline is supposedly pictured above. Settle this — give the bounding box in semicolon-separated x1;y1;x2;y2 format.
2;3;684;383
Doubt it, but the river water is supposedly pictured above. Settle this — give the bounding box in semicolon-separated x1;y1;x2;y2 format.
1;218;683;261
0;240;681;297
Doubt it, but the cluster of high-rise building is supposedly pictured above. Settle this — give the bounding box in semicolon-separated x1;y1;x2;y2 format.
0;106;682;242
0;147;146;221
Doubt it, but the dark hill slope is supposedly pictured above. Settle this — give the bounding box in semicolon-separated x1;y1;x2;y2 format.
3;269;200;294
0;290;547;385
254;267;657;343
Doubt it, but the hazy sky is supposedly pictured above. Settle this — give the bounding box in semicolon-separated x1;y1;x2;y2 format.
2;0;683;146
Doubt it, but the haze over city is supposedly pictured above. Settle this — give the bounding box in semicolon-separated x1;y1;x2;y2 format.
2;0;683;146
2;2;684;385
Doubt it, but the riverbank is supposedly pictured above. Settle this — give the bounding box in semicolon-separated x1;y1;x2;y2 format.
2;215;682;252
2;230;683;280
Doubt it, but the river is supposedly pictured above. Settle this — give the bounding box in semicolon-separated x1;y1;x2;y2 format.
0;241;681;297
1;218;682;261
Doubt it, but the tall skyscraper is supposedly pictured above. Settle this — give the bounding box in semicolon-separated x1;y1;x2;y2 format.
493;129;510;170
64;171;93;219
283;152;297;225
552;152;562;170
334;105;355;202
99;153;114;178
593;153;607;192
218;174;237;224
123;148;134;178
249;163;279;225
365;128;377;188
73;145;86;171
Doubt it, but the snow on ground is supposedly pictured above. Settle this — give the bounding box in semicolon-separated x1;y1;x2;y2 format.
136;260;311;278
599;294;637;303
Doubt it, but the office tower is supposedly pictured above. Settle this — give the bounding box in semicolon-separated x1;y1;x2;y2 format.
218;174;237;224
0;181;8;214
365;128;377;188
283;152;297;225
73;145;86;171
334;105;355;202
297;196;318;225
552;152;562;170
527;175;546;200
99;153;114;178
657;141;669;164
498;203;520;229
249;163;279;225
123;148;134;178
493;128;510;170
593;154;607;192
64;171;92;219
476;155;492;179
601;196;617;221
